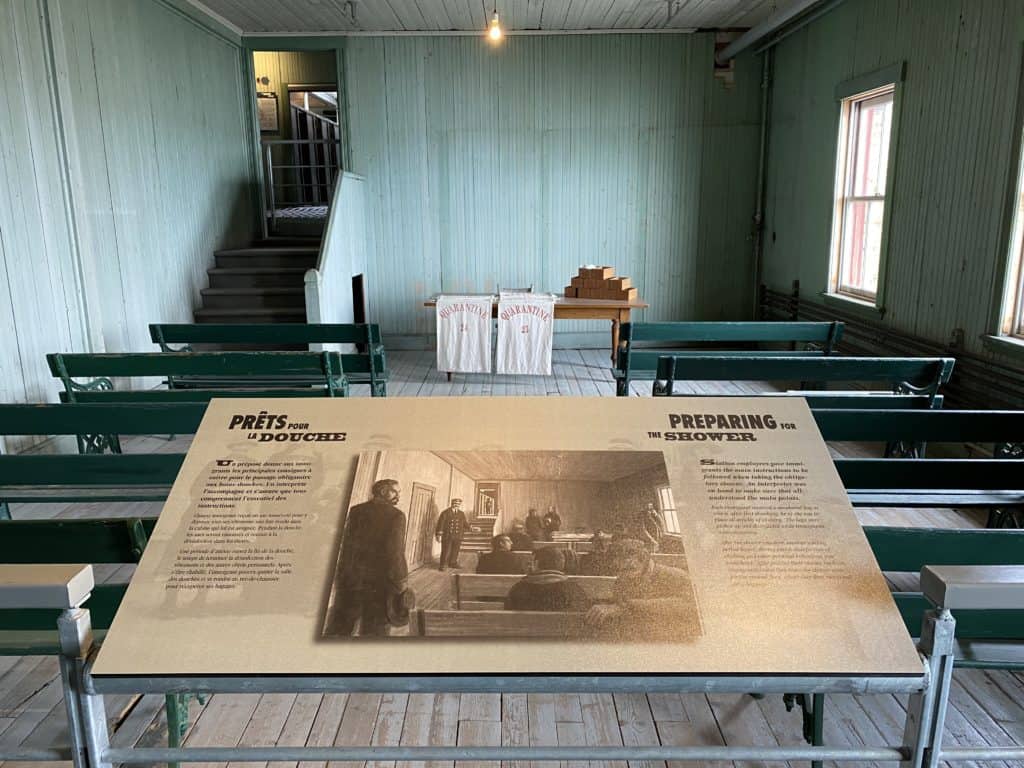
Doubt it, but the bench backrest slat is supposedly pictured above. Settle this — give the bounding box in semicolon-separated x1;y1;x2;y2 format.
48;351;345;378
835;458;1023;491
0;583;126;632
0;454;184;487
150;322;382;347
865;527;1024;573
623;321;843;346
0;404;207;436
0;519;156;563
804;394;943;409
656;355;955;389
892;593;1024;641
59;389;341;403
813;409;1024;443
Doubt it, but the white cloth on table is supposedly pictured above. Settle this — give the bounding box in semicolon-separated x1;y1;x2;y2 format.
496;293;556;375
435;294;494;373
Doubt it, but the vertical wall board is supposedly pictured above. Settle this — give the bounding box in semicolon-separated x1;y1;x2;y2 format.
696;50;762;320
762;0;1024;359
344;33;761;337
50;0;255;354
0;0;256;421
0;0;87;418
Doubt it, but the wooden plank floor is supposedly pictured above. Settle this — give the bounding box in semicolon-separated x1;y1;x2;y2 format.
2;349;1020;767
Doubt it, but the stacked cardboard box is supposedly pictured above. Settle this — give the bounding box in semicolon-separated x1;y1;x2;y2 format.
564;266;638;301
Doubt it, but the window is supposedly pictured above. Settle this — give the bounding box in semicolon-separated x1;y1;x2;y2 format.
829;85;895;303
998;145;1024;340
656;486;679;534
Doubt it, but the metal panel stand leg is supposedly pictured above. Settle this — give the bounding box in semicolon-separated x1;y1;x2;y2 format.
57;609;92;768
67;616;113;768
811;693;825;768
901;609;956;768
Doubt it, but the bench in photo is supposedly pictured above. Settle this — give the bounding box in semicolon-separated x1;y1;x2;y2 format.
614;321;843;395
150;323;387;396
452;573;615;609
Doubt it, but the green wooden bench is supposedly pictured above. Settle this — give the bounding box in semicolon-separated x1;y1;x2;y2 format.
0;403;198;519
813;407;1024;467
654;354;954;405
46;351;347;452
793;528;1024;760
0;403;211;753
0;532;197;759
150;323;388;396
614;321;843;395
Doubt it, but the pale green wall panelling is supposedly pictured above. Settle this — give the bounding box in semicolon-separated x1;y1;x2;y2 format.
762;0;1024;360
49;0;255;355
0;0;255;425
0;0;91;410
343;34;760;336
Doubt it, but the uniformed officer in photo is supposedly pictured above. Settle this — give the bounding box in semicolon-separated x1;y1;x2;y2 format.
435;497;470;571
324;478;411;636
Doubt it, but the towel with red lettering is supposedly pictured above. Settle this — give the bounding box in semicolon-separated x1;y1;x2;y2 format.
436;295;494;373
496;293;555;375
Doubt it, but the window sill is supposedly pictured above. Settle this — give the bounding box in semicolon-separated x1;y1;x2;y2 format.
982;334;1024;361
820;292;885;320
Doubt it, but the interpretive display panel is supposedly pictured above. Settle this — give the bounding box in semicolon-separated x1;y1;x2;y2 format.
93;397;922;677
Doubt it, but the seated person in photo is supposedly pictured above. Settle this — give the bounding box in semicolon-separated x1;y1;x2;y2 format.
504;547;592;612
578;531;618;576
541;506;562;541
476;535;524;574
584;539;697;638
524;508;544;542
508;521;534;552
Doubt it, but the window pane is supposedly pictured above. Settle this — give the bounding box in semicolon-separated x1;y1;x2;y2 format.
851;94;893;197
839;199;885;296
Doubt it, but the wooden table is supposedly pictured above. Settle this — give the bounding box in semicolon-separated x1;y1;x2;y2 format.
423;295;649;364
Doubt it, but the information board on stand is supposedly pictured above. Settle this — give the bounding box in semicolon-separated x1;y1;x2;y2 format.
93;397;922;678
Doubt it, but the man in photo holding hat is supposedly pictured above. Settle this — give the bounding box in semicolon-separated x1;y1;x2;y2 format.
325;478;413;636
435;497;473;571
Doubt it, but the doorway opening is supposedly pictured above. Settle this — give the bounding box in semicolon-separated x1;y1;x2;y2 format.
252;50;341;236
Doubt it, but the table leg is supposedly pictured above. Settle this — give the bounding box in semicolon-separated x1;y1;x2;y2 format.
610;310;629;363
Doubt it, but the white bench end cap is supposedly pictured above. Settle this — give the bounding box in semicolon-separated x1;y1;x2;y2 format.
921;565;1024;611
0;564;95;609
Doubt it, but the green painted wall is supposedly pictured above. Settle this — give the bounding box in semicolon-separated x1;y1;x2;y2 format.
340;34;761;337
762;0;1024;361
0;0;255;416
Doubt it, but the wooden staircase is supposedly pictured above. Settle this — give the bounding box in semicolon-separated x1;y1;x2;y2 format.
195;240;319;323
462;516;498;553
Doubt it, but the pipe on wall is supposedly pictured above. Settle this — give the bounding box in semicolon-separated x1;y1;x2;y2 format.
716;0;828;64
751;46;772;320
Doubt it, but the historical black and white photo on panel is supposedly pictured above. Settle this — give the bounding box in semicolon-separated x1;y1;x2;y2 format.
320;450;703;641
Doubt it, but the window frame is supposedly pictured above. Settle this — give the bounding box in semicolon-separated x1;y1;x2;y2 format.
824;63;905;317
996;127;1024;341
655;485;679;534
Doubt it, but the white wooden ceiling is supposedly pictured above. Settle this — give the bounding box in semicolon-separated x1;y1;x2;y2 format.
192;0;797;34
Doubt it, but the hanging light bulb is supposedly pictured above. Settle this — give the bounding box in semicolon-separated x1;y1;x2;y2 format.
487;7;503;42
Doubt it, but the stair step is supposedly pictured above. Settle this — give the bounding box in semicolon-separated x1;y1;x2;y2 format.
200;287;305;310
207;267;307;289
251;238;321;248
194;308;307;323
215;247;318;269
